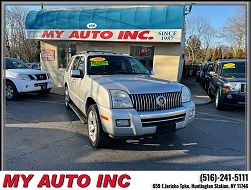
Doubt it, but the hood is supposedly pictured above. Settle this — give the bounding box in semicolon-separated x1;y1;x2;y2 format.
91;75;183;94
220;76;246;83
6;69;48;75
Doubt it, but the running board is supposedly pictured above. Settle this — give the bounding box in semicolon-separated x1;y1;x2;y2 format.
69;103;87;124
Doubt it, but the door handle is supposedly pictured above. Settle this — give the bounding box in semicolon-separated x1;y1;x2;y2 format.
72;79;76;82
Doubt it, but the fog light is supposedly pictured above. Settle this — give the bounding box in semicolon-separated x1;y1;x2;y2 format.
189;108;195;117
227;94;232;99
116;119;130;127
223;87;230;92
26;85;29;88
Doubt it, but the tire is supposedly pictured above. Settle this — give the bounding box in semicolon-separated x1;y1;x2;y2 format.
6;81;18;101
87;104;110;148
204;81;208;91
215;89;225;110
64;85;71;109
207;85;214;98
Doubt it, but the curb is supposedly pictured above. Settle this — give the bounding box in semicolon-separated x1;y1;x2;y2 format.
49;92;64;96
195;100;213;106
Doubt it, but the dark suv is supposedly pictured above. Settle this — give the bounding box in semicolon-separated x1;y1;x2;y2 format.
200;61;215;91
207;59;246;110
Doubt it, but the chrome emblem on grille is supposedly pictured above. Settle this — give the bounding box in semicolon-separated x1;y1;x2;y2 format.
156;96;166;106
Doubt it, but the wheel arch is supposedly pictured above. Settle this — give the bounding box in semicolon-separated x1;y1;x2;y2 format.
85;97;96;114
5;79;17;90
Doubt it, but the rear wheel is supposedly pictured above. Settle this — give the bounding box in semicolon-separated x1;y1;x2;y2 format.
6;81;18;101
215;89;225;110
87;104;109;148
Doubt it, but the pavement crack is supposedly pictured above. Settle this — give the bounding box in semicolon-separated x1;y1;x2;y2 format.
6;135;76;161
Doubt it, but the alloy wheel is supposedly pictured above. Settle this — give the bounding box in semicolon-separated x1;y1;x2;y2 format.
88;110;97;143
6;85;14;99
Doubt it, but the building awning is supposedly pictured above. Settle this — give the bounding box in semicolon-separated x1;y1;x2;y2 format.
25;6;184;43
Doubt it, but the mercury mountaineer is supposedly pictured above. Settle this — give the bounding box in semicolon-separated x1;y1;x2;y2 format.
64;51;195;148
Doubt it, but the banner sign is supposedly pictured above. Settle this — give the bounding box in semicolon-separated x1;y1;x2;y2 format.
0;171;249;190
41;49;55;61
25;29;182;43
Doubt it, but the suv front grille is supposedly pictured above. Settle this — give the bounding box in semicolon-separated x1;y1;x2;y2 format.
29;74;48;80
129;91;182;112
141;113;186;127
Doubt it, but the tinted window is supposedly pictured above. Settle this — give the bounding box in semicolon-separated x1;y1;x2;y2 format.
221;61;246;77
87;55;150;75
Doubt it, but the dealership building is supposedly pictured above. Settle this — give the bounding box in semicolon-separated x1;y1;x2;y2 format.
25;6;186;87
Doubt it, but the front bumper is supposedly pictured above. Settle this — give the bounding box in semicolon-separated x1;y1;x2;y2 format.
98;101;195;137
11;78;54;93
221;92;246;105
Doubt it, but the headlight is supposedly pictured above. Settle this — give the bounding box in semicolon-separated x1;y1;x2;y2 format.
46;73;51;79
181;86;191;103
18;74;31;80
224;82;241;91
110;90;133;108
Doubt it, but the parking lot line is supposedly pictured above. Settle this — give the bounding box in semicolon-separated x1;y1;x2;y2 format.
194;117;245;124
196;111;244;122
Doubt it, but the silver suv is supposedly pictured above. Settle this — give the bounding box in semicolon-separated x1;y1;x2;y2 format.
64;51;195;147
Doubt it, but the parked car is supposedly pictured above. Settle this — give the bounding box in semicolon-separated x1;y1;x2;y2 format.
207;59;246;110
64;51;195;148
26;62;41;70
201;62;215;91
4;57;54;100
195;64;203;82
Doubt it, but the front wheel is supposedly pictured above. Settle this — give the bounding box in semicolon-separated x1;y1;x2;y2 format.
204;81;208;90
207;85;214;98
6;81;18;101
215;89;225;110
87;104;109;148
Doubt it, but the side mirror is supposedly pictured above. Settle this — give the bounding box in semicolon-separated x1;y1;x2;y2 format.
70;69;82;78
150;70;155;75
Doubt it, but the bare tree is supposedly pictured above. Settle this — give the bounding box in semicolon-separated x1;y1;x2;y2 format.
185;35;204;64
4;6;40;62
185;16;215;62
221;6;246;49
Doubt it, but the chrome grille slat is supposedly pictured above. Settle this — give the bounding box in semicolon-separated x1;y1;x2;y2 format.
129;91;182;112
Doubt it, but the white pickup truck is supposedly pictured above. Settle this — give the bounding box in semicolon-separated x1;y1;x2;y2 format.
64;51;195;148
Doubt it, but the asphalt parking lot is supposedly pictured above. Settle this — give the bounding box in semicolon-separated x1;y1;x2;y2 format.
4;93;246;170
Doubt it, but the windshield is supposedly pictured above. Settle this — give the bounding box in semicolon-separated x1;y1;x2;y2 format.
221;61;246;78
87;55;150;75
5;58;29;69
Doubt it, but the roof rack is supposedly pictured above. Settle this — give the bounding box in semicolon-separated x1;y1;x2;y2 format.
77;50;123;55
